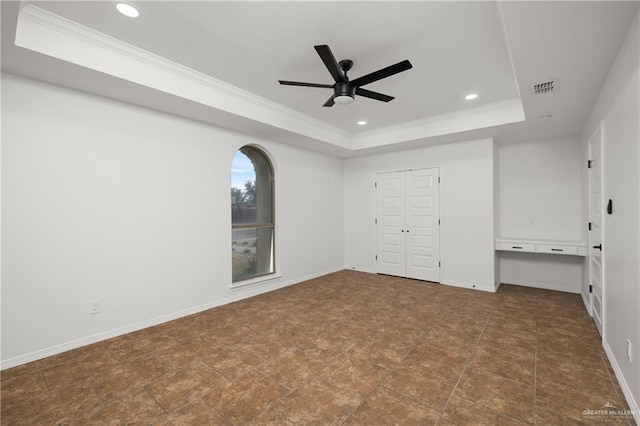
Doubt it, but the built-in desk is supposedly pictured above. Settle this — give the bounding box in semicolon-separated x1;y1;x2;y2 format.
495;238;587;256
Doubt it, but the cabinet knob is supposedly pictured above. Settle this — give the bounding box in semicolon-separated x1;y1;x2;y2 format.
593;244;602;251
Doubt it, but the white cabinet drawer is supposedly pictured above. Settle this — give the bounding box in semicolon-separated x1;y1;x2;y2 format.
496;242;536;252
496;238;586;256
536;245;578;255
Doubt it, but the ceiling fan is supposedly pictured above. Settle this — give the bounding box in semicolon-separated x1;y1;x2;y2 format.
278;45;413;107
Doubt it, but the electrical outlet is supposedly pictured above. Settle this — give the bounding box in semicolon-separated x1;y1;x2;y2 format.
627;339;632;362
89;299;101;315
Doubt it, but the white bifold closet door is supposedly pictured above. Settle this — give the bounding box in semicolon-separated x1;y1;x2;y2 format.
376;168;440;282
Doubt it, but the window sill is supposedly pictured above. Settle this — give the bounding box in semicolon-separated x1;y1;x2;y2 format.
230;273;282;289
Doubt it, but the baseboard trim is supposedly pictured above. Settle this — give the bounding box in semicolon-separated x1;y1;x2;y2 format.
345;268;496;293
581;290;592;316
343;266;377;274
442;279;496;293
603;340;640;424
1;266;344;370
500;279;580;294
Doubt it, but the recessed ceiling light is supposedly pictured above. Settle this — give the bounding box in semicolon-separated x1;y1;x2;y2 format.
357;120;367;126
116;3;140;18
465;93;478;100
538;114;553;120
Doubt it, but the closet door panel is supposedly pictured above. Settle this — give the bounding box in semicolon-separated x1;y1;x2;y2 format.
376;172;406;276
405;169;440;281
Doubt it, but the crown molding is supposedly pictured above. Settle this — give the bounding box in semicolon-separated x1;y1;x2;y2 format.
351;98;525;150
13;4;526;155
16;4;352;149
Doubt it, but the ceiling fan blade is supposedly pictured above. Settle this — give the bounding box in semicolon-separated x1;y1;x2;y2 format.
278;80;334;88
314;45;346;83
355;87;394;102
323;95;335;107
351;60;413;87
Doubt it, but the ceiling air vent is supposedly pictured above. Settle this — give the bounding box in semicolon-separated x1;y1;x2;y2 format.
530;79;559;95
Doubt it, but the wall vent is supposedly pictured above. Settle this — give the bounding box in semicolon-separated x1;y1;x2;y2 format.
530;79;559;95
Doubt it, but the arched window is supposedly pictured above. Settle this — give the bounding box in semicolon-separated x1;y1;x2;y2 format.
231;146;275;283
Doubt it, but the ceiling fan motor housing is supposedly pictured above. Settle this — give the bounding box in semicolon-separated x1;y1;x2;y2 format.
335;82;355;99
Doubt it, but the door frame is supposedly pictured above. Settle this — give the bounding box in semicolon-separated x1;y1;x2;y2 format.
588;122;605;337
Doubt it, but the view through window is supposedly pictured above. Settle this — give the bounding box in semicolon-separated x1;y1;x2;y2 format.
231;147;275;282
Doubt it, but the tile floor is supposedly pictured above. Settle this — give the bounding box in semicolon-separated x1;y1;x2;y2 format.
1;270;634;425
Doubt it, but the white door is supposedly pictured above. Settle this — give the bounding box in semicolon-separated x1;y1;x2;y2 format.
376;172;406;277
405;169;440;282
376;169;440;281
589;126;604;336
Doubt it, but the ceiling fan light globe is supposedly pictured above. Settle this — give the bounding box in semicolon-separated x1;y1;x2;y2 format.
334;95;354;105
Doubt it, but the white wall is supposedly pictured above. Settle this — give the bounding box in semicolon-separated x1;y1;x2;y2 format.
581;12;639;419
493;142;501;287
498;137;583;241
498;252;583;293
344;138;495;291
1;73;345;366
496;137;584;293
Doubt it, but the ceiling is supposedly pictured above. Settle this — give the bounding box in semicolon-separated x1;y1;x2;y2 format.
2;1;638;157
